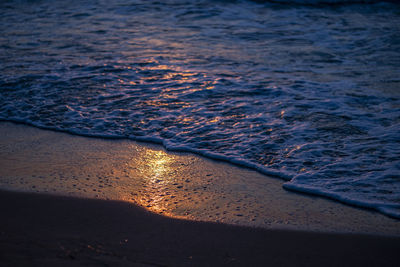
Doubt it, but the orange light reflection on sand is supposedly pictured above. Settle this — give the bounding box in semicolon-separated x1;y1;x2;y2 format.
131;149;178;216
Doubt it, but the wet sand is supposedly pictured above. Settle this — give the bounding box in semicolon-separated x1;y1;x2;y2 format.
0;121;400;265
1;121;399;234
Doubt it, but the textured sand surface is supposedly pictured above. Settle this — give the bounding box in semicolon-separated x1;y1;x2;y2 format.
1;190;399;267
1;121;399;235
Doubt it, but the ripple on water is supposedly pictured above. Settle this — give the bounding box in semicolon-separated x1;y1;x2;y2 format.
0;0;399;218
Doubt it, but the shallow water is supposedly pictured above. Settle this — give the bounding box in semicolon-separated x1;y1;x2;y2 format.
1;0;399;217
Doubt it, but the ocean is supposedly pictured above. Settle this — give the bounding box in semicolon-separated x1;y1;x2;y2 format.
1;0;399;218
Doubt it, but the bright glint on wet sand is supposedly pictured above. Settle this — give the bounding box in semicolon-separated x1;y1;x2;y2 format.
1;0;400;265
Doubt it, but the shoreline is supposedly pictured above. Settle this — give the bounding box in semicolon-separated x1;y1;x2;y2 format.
1;121;400;236
1;121;400;265
4;119;398;220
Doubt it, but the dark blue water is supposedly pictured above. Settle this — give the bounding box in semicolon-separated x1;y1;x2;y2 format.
1;0;399;218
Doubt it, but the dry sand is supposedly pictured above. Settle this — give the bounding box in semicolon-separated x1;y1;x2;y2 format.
1;189;399;267
0;121;400;266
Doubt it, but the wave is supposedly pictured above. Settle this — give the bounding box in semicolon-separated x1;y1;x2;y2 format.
249;0;398;5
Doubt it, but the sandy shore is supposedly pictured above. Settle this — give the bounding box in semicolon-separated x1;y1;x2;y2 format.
0;121;400;265
1;189;399;266
1;121;399;234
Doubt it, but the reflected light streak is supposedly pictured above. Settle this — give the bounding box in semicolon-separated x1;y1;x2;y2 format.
143;99;191;108
129;149;181;216
112;61;220;112
137;149;173;182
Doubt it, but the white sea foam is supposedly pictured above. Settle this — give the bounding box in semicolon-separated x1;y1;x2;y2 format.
1;0;399;218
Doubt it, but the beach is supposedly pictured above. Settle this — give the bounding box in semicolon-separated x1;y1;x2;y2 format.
1;0;400;265
1;121;400;266
2;0;400;219
1;189;400;267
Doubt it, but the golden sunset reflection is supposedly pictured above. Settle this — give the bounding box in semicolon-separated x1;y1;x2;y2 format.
138;149;173;182
143;99;191;108
129;148;182;216
208;117;221;124
115;60;218;107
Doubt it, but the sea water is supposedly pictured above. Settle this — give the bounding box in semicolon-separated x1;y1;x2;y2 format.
1;0;399;218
